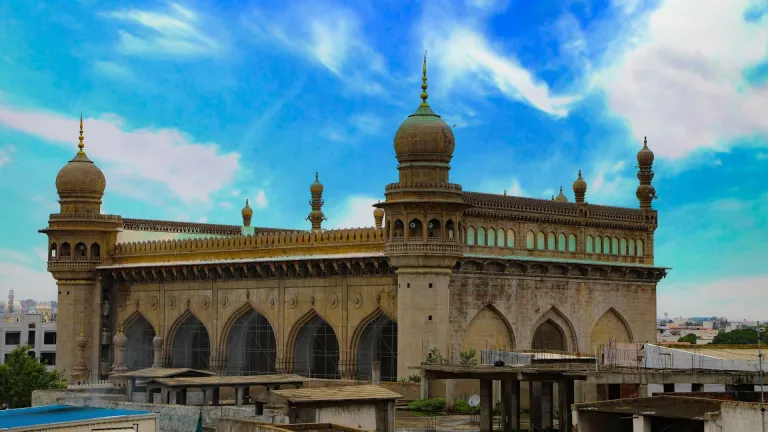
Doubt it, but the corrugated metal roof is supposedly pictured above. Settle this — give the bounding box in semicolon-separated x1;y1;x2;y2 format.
668;347;763;361
150;374;306;387
111;367;214;378
97;252;385;269
574;395;724;420
0;405;155;429
272;385;402;404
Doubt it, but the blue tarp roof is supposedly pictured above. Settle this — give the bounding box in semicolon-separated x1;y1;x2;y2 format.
0;405;153;429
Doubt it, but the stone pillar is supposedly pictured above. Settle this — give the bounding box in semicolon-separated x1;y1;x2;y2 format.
480;379;493;432
372;360;381;384
236;388;244;406
541;382;554;432
493;380;502;406
633;415;652;432
692;383;704;392
445;379;455;411
637;384;649;397
72;322;88;383
152;326;164;368
420;371;430;399
111;325;128;373
663;383;675;393
529;382;542;428
558;380;574;432
501;380;520;432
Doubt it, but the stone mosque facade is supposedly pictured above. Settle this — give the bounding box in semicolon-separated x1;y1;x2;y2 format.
42;59;666;392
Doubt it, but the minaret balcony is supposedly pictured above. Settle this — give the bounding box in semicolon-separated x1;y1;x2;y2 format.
47;256;102;271
384;240;463;255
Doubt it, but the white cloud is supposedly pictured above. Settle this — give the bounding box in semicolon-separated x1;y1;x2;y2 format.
757;152;768;160
219;201;234;210
0;249;56;303
585;160;636;206
92;60;135;81
0;147;12;167
0;107;241;203
595;0;768;160
326;195;382;229
658;275;768;321
241;2;387;95
252;189;268;210
507;177;525;196
107;2;222;57
349;113;383;135
418;3;578;117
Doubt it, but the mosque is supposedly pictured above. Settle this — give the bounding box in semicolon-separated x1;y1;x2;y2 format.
41;57;666;399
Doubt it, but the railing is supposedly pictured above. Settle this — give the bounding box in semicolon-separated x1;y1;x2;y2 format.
68;379;121;389
49;213;122;222
47;257;102;270
385;242;463;255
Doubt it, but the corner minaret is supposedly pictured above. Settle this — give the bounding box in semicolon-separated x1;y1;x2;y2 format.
241;199;254;236
307;172;327;231
636;136;657;209
40;115;122;382
573;170;587;204
375;52;471;378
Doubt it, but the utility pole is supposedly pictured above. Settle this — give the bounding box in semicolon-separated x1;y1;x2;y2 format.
758;321;765;432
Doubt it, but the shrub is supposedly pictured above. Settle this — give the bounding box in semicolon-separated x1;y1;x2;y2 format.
408;398;446;413
459;348;478;366
453;399;480;414
425;347;448;365
407;374;421;383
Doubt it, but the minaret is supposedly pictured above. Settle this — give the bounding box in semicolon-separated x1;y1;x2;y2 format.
554;186;568;202
636;136;658;262
241;199;254;236
307;172;327;231
373;206;385;229
572;170;587;204
40;116;122;381
375;52;471;377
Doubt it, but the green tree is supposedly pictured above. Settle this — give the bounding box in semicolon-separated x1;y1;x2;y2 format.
711;327;768;345
0;345;66;408
678;333;699;344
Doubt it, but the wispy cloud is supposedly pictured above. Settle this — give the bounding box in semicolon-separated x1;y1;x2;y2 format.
326;195;382;229
595;0;768;160
92;60;135;81
106;2;223;58
349;113;383;135
658;274;768;321
0;146;13;167
0;248;55;303
0;106;240;203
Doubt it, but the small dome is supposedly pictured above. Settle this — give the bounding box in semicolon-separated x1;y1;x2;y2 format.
56;117;106;200
241;199;253;218
573;170;587;195
555;186;568;202
373;207;385;218
310;172;324;193
637;136;655;165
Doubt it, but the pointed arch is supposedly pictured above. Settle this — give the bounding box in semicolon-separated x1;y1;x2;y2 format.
223;303;277;376
123;311;155;371
531;307;578;352
590;307;634;353
167;308;211;370
487;228;496;246
351;307;398;381
287;308;340;379
477;227;486;246
462;304;515;353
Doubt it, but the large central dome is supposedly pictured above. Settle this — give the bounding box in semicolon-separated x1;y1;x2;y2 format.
393;54;454;164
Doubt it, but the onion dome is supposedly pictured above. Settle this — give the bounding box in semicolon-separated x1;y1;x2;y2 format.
310;172;324;194
555;186;568;202
393;52;454;164
373;206;385;229
241;199;253;227
56;115;106;200
573;170;587;203
637;136;655;166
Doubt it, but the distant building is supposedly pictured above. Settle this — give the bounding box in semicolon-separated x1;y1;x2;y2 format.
0;291;57;369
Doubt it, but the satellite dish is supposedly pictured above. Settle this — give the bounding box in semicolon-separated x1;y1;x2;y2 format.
409;222;416;228
428;222;434;228
468;395;480;407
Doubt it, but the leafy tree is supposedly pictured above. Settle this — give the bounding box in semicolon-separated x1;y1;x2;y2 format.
0;345;66;408
459;348;478;366
711;327;768;345
425;347;448;365
678;333;699;344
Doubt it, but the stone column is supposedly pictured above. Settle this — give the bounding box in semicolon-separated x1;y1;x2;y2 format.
541;382;554;431
445;379;455;411
558;380;574;432
420;372;430;399
72;322;89;383
479;379;493;432
152;326;164;368
529;381;542;428
372;360;381;384
112;325;128;373
501;380;520;432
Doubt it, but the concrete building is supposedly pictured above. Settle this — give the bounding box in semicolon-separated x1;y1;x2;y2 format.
0;305;57;370
0;405;158;432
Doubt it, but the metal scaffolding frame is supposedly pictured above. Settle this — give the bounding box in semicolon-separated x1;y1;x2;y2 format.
356;314;398;382
225;309;277;375
293;315;340;379
170;314;210;370
125;315;155;370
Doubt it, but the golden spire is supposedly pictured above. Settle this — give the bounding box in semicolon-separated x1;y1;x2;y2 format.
79;321;84;336
78;113;85;153
420;50;428;104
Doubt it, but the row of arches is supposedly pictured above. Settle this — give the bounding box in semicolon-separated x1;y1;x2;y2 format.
525;231;577;252
49;242;101;259
122;307;398;381
388;218;458;240
586;235;645;256
466;227;515;247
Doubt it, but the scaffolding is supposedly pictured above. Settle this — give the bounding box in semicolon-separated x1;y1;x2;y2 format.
124;315;154;370
170;315;210;370
225;309;277;375
293;315;340;379
356;314;398;382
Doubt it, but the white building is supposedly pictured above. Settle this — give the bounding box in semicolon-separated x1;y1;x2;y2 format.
0;292;57;369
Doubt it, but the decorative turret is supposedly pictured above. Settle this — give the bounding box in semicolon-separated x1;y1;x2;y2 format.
554;186;568;202
573;170;587;204
111;324;128;373
374;206;385;229
636;136;657;209
241;199;254;236
55;115;106;215
152;325;164;368
73;321;89;382
306;172;327;231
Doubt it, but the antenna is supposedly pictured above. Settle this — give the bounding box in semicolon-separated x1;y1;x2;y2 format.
758;321;766;432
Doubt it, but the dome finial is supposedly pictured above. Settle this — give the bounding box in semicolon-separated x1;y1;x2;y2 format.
643;136;648;148
315;171;319;182
421;50;428;104
78;113;85;153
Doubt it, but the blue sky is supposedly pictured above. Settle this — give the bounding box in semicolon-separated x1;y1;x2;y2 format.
0;0;767;320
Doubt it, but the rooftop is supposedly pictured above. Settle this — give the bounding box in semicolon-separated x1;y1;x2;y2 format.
149;374;307;388
110;367;214;379
271;385;402;404
0;405;155;430
97;252;385;269
573;395;736;420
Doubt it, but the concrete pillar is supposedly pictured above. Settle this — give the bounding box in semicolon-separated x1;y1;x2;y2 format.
663;383;675;393
202;389;210;406
160;388;169;404
372;360;381;385
420;374;430;399
169;390;177;405
558;380;574;432
692;383;704;392
530;381;542;429
236;388;244;406
608;384;621;399
637;384;648;397
480;379;493;432
445;379;455;411
541;382;554;432
633;415;651;432
501;380;520;432
145;389;153;403
493;380;502;406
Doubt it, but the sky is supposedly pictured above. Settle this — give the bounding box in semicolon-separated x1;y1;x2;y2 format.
0;0;766;320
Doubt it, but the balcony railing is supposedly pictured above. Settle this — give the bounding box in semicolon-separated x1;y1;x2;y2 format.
47;256;102;270
384;242;463;255
390;236;459;243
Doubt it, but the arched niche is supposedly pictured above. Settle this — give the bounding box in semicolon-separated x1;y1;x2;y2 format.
60;242;71;257
531;307;578;352
467;227;476;245
526;231;535;249
590;308;633;354
50;243;58;259
462;305;515;353
506;229;515;248
487;228;496;246
75;242;87;258
90;242;101;258
354;309;397;382
393;219;404;238
536;232;545;250
477;227;486;246
586;235;593;253
602;237;610;254
169;311;210;370
407;218;422;239
225;306;277;376
124;312;155;370
547;232;556;250
568;234;576;252
558;233;566;251
292;312;340;379
427;219;441;238
445;219;455;239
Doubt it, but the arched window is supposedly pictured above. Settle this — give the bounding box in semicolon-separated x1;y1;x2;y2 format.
125;315;155;370
547;232;556;250
568;234;576;252
478;227;487;246
408;219;422;239
446;220;455;239
497;229;504;247
393;220;404;238
50;243;57;259
74;242;87;258
537;232;545;250
620;238;627;255
526;231;535;249
487;228;496;246
557;233;566;251
467;227;476;245
506;229;515;248
427;219;441;238
586;236;593;253
60;242;71;257
629;239;636;256
637;239;644;256
612;237;619;254
90;243;101;258
603;237;610;254
595;236;602;254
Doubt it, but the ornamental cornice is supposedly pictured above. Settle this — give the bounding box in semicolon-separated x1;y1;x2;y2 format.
464;208;650;232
